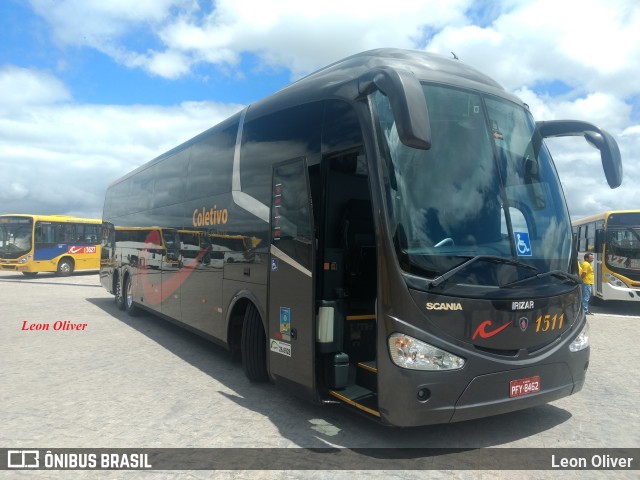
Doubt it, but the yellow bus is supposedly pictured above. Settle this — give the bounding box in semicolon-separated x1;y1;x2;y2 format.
572;210;640;302
0;214;101;277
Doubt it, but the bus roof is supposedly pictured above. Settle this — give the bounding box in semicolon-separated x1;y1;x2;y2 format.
108;48;522;189
255;48;512;109
0;214;100;224
572;209;640;226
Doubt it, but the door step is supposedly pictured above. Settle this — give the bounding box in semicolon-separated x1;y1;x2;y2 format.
328;360;378;417
328;385;379;417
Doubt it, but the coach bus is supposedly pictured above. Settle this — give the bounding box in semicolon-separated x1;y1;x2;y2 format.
0;214;101;276
100;48;623;426
573;210;640;302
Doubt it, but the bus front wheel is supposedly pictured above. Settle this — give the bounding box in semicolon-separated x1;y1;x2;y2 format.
241;304;269;382
57;258;74;276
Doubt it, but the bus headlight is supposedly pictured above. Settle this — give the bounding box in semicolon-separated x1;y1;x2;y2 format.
604;273;627;288
388;333;465;371
569;321;590;352
18;255;32;264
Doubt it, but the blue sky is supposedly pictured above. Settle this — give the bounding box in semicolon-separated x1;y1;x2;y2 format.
0;0;639;219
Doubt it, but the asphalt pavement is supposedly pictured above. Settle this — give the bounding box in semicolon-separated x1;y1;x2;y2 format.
1;271;638;479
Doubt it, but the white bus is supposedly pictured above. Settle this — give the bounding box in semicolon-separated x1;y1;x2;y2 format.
573;210;640;302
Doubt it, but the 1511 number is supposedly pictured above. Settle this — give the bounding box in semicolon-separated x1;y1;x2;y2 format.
535;313;564;333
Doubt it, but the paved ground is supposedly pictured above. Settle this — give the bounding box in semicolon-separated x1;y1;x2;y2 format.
0;271;638;479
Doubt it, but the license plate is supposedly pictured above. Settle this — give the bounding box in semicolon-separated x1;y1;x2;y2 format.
509;375;541;398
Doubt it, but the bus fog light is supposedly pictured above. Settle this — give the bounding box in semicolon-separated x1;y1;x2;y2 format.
388;333;465;371
18;255;32;264
569;321;590;352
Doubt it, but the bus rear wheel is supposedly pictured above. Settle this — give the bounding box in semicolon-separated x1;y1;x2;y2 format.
115;274;125;310
124;275;140;317
241;304;269;382
57;258;74;276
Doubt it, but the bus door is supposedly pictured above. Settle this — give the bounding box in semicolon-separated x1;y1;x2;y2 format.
268;158;316;400
594;228;605;297
100;222;115;291
317;150;378;411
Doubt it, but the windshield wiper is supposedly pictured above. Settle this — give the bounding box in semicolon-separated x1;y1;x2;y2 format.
428;255;538;289
502;269;582;288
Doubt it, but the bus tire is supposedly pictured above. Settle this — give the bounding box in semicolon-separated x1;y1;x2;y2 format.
241;304;269;382
124;275;141;317
114;274;126;311
57;258;74;276
22;272;38;277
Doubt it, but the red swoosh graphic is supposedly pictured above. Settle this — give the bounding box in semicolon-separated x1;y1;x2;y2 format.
472;320;511;340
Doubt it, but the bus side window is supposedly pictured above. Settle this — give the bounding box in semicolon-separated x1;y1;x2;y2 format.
272;159;313;271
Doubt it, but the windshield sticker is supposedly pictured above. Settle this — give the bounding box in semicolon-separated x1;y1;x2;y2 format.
491;120;504;139
514;232;532;256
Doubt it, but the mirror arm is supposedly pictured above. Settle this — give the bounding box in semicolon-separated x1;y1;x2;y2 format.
536;120;622;189
359;67;431;150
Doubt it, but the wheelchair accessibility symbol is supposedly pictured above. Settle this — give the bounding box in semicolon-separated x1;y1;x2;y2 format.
514;232;532;256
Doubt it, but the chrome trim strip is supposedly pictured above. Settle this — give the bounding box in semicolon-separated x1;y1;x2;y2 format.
232;107;270;223
270;244;312;278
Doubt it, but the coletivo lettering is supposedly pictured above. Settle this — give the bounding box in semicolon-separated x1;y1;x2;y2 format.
512;300;534;310
192;206;229;227
425;302;463;311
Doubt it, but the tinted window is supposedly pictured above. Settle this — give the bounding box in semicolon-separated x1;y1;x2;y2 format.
153;149;190;208
241;102;322;205
128;165;155;213
187;123;237;200
106;180;130;219
323;100;363;151
272;159;313;270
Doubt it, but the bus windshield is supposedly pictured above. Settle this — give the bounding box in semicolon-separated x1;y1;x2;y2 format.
606;227;640;274
372;84;572;286
0;216;33;258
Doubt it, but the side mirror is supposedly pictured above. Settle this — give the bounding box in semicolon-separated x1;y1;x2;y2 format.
359;67;431;150
536;120;622;189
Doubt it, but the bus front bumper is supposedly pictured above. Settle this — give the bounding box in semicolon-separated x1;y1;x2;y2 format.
378;349;589;427
0;262;23;272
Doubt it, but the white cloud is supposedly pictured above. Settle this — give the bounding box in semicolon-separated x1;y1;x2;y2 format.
5;0;640;221
426;0;640;97
0;67;243;216
0;66;71;113
29;0;470;79
28;0;197;46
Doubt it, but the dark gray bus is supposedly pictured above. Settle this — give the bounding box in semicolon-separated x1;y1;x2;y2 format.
100;49;623;427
